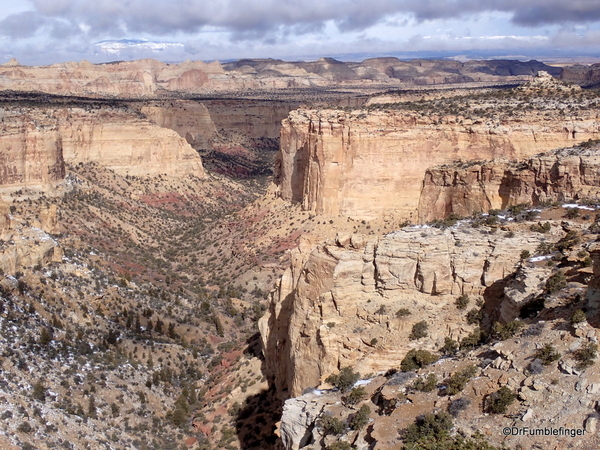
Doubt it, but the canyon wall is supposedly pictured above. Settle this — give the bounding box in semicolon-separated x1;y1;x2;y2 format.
0;58;567;98
0;107;204;192
0;59;226;97
259;226;544;399
58;109;204;177
419;146;600;222
0;125;65;190
277;109;600;221
141;99;297;147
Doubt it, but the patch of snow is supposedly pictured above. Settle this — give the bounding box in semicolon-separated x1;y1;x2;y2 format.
563;203;596;211
529;255;552;262
353;379;372;387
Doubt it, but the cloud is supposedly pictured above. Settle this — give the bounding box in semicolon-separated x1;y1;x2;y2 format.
2;0;600;65
0;11;47;38
7;0;600;40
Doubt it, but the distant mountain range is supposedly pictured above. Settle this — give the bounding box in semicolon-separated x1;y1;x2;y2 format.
91;39;185;56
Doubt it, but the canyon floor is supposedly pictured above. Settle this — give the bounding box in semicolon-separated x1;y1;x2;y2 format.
0;60;599;450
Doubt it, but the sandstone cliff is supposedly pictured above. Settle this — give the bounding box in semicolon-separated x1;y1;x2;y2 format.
0;117;65;190
259;225;545;399
0;105;204;192
277;108;600;221
0;58;568;98
419;145;600;222
58;108;204;177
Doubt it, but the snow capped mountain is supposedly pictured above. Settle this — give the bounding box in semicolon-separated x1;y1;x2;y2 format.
91;39;185;56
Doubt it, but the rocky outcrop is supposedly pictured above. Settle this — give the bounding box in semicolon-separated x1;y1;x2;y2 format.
0;59;225;97
0;202;62;275
419;146;600;222
58;108;204;177
0;106;204;192
0;119;65;190
259;225;542;399
277;108;600;221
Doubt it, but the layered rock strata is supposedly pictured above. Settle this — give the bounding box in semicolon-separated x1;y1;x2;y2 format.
419;146;600;222
0;202;62;274
0;107;204;191
0;58;563;98
259;226;543;399
278;109;600;221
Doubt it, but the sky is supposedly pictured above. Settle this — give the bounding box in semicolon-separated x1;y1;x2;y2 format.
2;0;600;65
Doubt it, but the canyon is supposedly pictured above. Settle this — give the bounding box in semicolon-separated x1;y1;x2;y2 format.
0;58;600;450
277;74;600;222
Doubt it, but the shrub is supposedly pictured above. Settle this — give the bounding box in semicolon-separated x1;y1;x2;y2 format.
32;380;46;402
344;387;366;406
17;421;33;433
319;414;345;435
455;294;469;310
409;321;429;340
443;365;477;396
400;349;439;372
534;344;561;366
530;222;551;233
325;367;360;393
486;386;516;414
448;397;471;417
535;241;555;255
565;208;580;219
519;250;531;260
349;404;370;430
404;412;453;444
570;309;587;325
507;203;530;216
555;230;581;251
460;328;486;350
573;343;597;371
491;320;524;341
466;308;483;325
546;271;567;294
440;337;459;356
396;308;411;318
411;373;438;392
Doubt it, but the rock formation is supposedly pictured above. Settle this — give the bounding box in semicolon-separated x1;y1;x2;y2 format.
419;145;600;222
58;108;204;177
0;202;62;275
0;105;204;192
259;225;543;399
0;58;567;98
0;118;65;191
277;108;599;221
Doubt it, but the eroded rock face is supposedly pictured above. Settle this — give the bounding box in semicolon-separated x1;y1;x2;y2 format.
419;146;600;222
0;119;65;190
277;109;599;221
0;107;204;192
58;109;204;177
0;202;62;275
0;58;565;98
259;225;542;399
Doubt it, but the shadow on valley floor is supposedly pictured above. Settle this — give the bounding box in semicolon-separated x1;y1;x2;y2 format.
235;333;282;449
